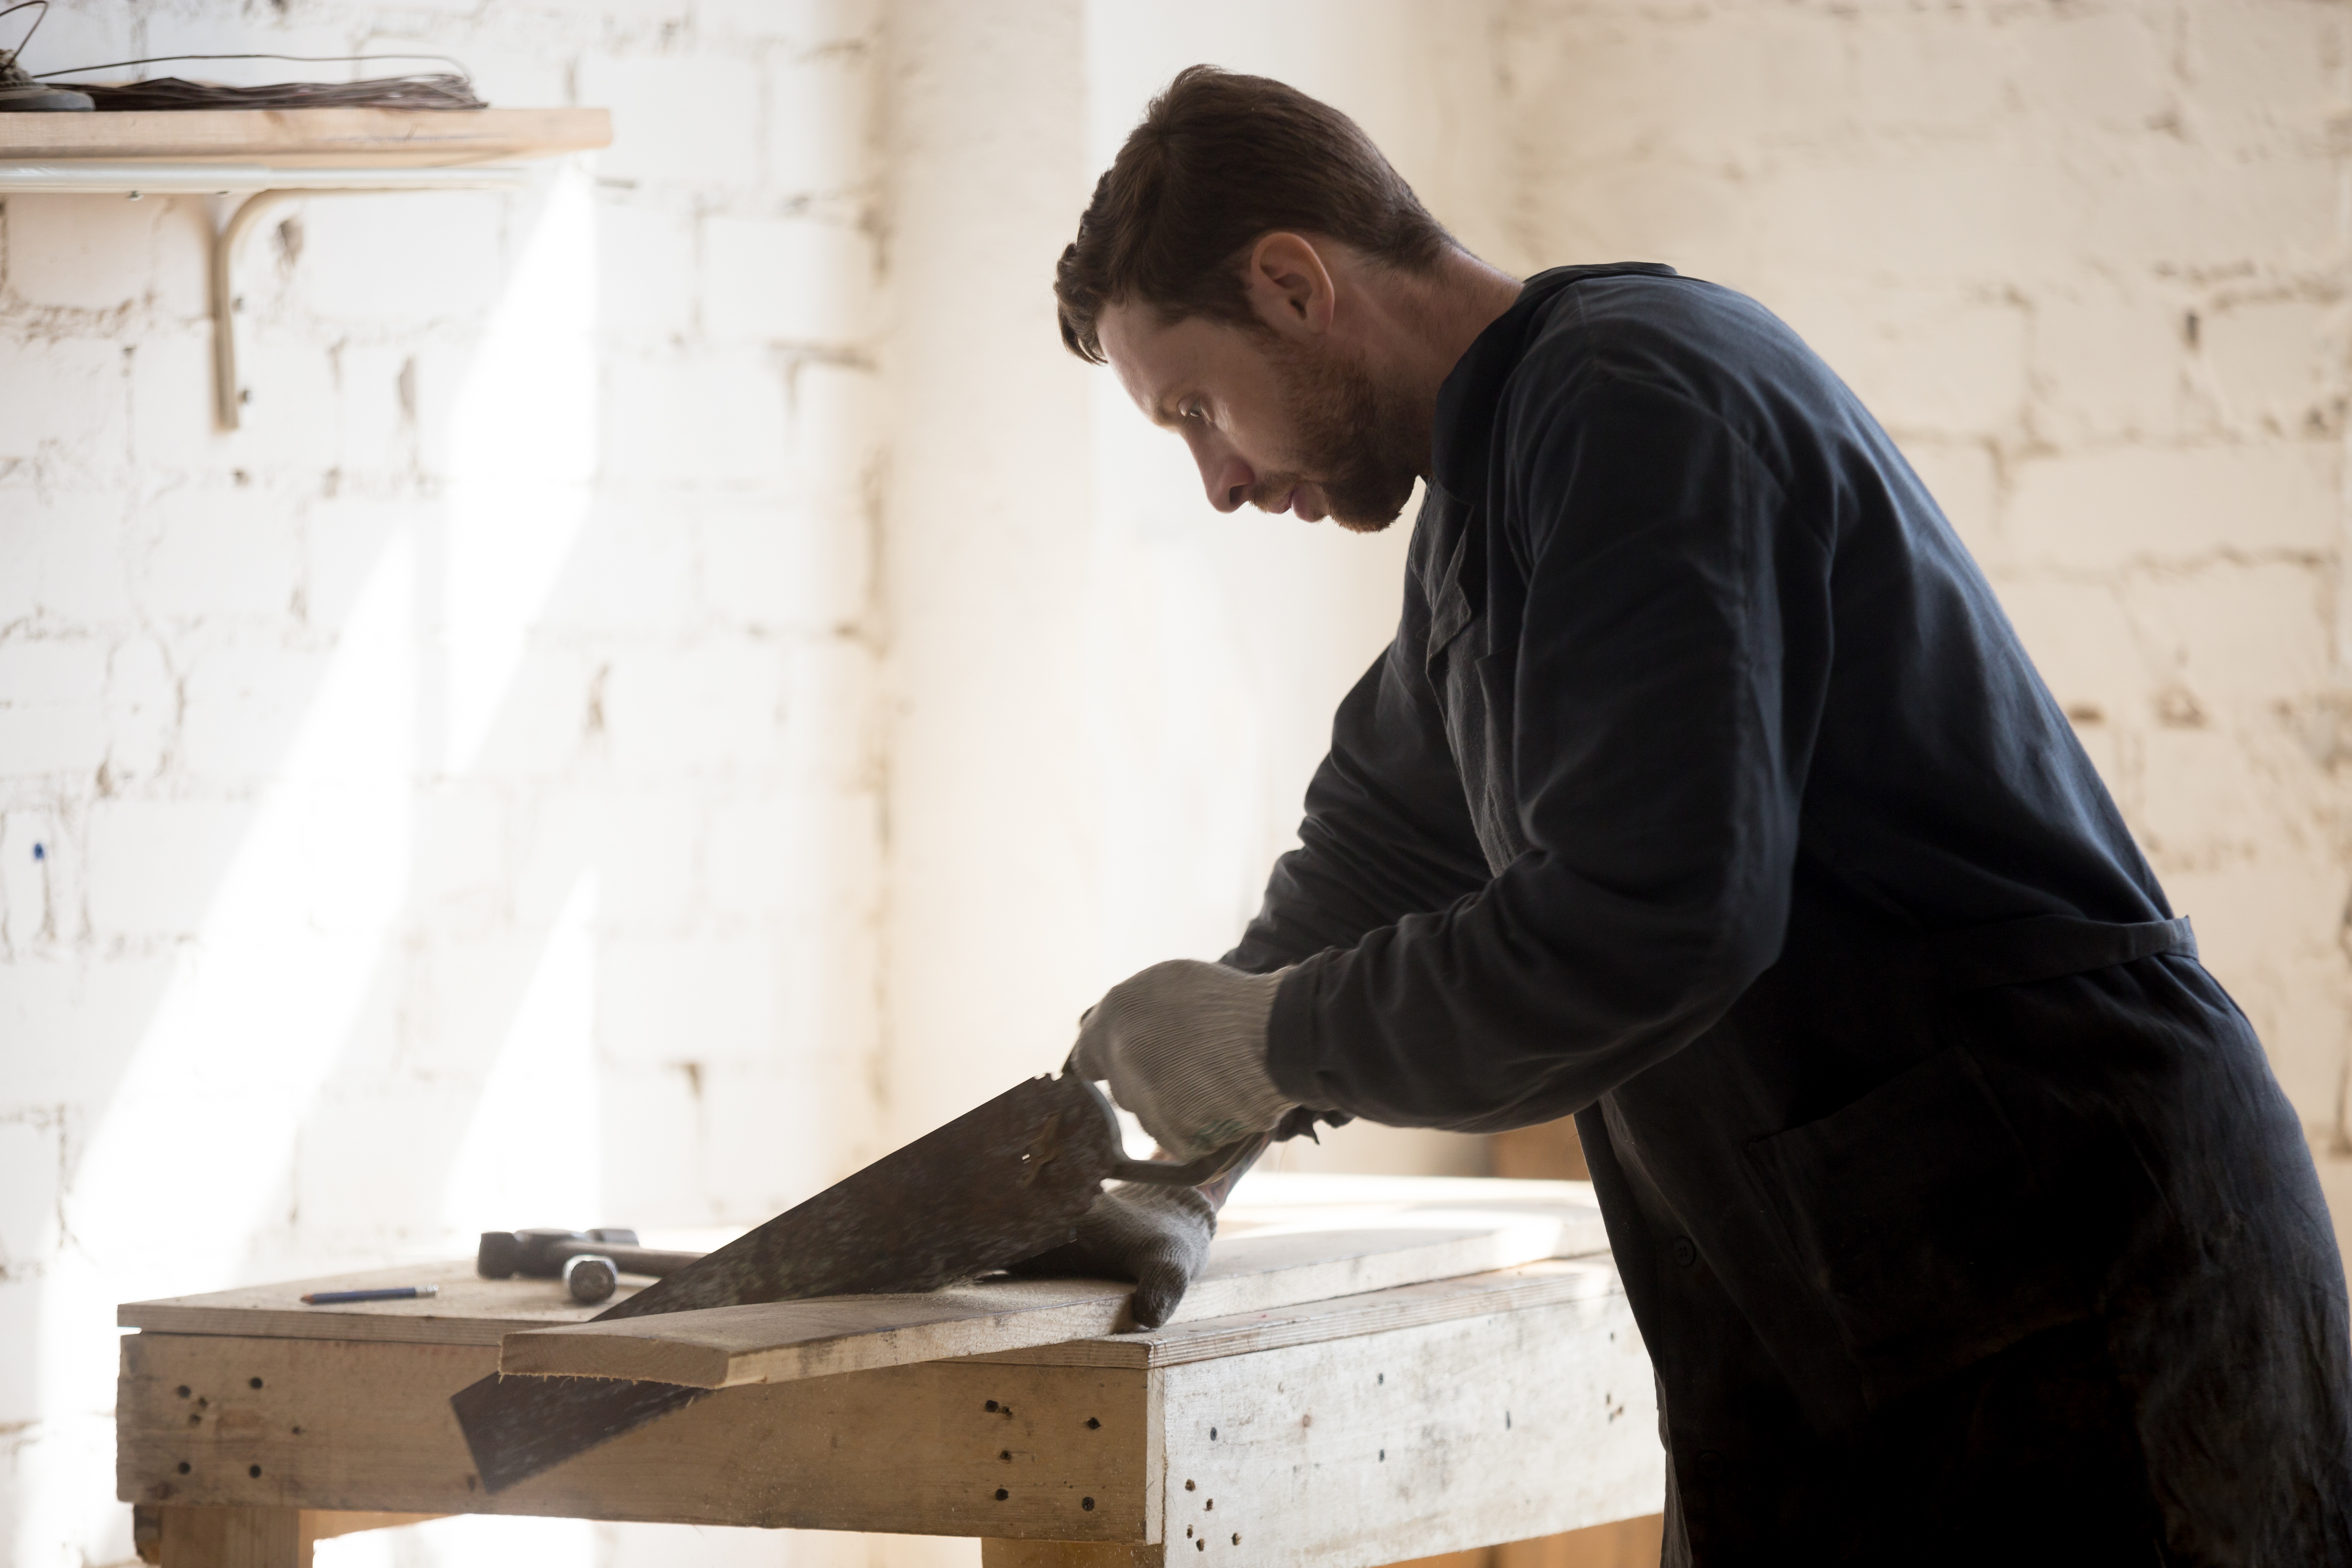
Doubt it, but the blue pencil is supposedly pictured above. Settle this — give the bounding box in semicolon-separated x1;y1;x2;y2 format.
300;1285;440;1305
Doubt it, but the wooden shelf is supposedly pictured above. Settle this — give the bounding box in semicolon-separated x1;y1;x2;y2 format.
0;106;610;168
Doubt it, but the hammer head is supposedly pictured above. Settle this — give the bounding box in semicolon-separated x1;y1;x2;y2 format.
477;1228;642;1280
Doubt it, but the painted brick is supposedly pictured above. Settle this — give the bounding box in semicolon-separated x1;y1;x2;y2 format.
701;497;869;631
2031;289;2187;444
768;50;879;195
2126;561;2332;701
538;498;700;636
704;215;877;344
104;635;177;782
177;640;331;783
604;348;792;487
84;799;257;938
0;490;134;629
1;194;156;312
595;195;699;343
127;329;225;471
291;190;507;326
597;934;782;1070
218;330;344;472
0;638;109;776
0;811;54;952
133;486;302;622
788;359;883;508
2006;8;2171;129
601;643;792;776
0;338;126;468
0;1113;62;1279
407;781;512;926
1847;11;2008;135
2186;0;2347;124
2203;300;2334;436
2006;444;2339;570
579;52;763;188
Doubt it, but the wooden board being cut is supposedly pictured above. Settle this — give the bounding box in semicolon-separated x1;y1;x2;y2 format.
0;107;610;166
119;1258;645;1347
497;1185;1610;1388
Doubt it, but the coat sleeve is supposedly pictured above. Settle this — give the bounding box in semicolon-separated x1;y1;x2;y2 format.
1221;617;1495;976
1263;366;1831;1130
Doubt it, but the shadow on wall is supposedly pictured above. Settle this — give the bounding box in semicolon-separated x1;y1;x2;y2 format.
4;162;879;1566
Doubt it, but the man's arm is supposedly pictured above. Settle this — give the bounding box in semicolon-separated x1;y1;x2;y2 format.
1223;615;1494;974
1264;367;1831;1131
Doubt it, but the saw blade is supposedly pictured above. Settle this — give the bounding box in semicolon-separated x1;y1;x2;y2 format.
453;1071;1126;1492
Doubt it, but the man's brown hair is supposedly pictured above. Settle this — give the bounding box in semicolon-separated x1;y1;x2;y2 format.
1054;66;1455;364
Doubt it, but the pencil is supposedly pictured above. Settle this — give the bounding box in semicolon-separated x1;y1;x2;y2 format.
300;1285;441;1305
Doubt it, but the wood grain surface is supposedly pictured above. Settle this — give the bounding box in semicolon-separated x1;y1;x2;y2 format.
0;107;611;165
498;1194;1610;1387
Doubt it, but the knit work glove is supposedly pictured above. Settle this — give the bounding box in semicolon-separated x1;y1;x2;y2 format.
1069;959;1296;1159
1005;1182;1216;1328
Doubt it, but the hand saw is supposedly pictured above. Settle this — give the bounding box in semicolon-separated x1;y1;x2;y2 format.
452;1070;1260;1492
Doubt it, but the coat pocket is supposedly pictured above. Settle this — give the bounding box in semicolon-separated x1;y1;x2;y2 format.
1744;1045;2092;1406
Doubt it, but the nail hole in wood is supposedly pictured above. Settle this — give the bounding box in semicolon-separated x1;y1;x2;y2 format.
1205;1499;1214;1510
176;1462;190;1474
1232;1535;1241;1546
1195;1542;1204;1553
985;1400;998;1412
999;1450;1011;1461
1086;1417;1100;1429
248;1465;261;1479
175;1386;190;1399
248;1377;263;1389
188;1414;200;1426
994;1488;1008;1501
1082;1497;1095;1511
1185;1479;1196;1491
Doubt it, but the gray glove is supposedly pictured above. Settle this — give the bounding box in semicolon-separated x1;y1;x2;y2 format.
1069;959;1297;1158
1005;1182;1216;1328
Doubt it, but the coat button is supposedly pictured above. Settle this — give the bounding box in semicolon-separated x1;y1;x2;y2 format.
1670;1237;1697;1268
1694;1449;1727;1482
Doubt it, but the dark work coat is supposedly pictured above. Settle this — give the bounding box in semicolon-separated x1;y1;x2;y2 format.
1224;266;2352;1565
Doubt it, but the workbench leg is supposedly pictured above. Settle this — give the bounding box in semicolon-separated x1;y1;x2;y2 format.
157;1507;307;1568
980;1542;1162;1568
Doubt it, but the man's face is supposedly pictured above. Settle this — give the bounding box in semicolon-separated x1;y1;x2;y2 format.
1098;302;1422;532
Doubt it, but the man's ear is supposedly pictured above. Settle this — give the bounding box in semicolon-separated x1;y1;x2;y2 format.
1240;233;1335;340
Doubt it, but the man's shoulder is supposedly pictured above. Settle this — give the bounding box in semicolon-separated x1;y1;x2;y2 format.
1515;266;1809;392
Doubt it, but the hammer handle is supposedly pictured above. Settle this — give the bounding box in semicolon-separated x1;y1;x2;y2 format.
548;1240;703;1277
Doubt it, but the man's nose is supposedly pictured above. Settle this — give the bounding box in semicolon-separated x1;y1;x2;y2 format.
1197;448;1254;513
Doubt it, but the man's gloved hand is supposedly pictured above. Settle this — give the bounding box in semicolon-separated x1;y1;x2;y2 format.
1004;1182;1216;1328
1069;959;1297;1159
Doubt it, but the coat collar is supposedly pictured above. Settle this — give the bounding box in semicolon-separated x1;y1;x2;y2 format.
1427;262;1679;506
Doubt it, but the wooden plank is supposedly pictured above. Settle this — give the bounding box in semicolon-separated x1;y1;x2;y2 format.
983;1543;1162;1567
119;1332;1153;1539
0;108;611;166
499;1198;1610;1388
961;1259;1622;1372
1494;1516;1665;1568
158;1507;305;1568
120;1259;640;1347
1152;1276;1663;1568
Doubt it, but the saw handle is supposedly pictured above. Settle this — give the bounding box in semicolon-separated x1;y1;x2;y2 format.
1067;1074;1268;1188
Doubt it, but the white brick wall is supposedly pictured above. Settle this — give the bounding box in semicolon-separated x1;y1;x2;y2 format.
0;4;892;1565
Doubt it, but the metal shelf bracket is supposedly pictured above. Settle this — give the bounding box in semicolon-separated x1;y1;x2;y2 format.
0;159;528;429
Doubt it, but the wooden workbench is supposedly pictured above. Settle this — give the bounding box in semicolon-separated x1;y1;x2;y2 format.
116;1177;1663;1566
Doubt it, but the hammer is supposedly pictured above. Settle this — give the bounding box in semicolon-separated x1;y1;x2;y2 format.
477;1228;706;1305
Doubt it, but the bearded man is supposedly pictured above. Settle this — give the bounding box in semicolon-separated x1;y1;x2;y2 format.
1047;66;2351;1565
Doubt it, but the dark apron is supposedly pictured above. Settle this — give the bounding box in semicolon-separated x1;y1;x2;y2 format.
1580;903;2352;1566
